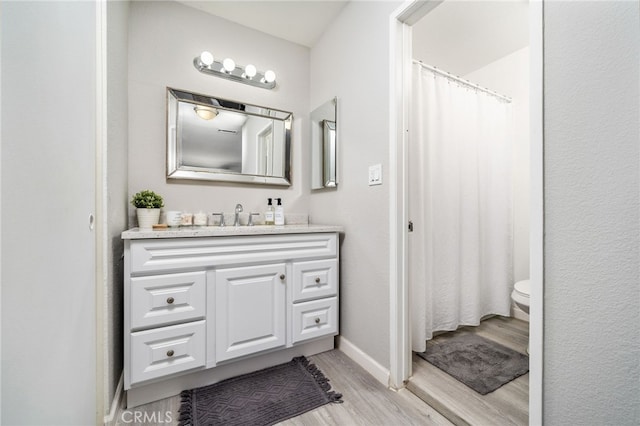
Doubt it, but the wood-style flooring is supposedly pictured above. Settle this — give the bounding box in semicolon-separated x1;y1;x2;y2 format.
115;318;528;426
115;349;453;426
407;316;529;426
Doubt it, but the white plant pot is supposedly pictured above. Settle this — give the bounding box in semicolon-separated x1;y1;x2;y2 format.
136;208;161;231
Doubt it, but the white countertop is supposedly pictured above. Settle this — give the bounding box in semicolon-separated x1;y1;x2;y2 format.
121;224;343;240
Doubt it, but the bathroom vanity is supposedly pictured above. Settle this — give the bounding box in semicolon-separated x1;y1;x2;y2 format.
121;225;342;407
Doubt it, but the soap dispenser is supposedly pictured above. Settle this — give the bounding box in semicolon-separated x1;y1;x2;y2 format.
274;198;285;226
265;198;275;225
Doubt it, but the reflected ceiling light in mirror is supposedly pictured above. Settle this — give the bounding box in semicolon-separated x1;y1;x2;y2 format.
193;51;276;90
193;105;218;120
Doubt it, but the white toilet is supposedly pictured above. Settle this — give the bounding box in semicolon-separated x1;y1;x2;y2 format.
511;279;530;314
511;279;530;354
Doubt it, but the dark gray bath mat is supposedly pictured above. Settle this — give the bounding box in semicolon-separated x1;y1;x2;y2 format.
416;333;529;395
178;356;342;426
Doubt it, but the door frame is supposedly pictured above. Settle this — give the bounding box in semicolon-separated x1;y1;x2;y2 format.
388;1;544;424
95;0;107;423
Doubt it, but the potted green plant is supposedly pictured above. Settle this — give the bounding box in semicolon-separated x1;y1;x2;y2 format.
131;190;164;231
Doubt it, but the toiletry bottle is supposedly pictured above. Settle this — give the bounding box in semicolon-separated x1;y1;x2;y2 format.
265;198;275;225
194;211;207;226
274;198;285;226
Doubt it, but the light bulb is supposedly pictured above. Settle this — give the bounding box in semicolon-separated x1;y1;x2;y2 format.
264;70;276;83
244;64;257;78
222;58;236;73
199;51;214;66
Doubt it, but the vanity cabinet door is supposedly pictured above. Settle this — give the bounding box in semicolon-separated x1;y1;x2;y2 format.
214;263;286;362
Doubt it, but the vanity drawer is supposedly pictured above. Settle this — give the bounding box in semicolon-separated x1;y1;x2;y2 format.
129;233;337;274
130;271;206;330
291;297;338;344
129;320;205;386
292;259;338;302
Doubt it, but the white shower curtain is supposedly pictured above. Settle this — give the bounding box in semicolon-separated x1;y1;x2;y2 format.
410;63;514;352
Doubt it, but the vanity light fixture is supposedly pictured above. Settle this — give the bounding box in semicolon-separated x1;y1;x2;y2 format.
193;105;218;120
194;51;277;90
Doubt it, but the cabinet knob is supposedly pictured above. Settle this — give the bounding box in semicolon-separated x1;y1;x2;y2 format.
166;349;174;357
280;274;286;280
166;297;175;305
315;317;320;324
315;277;321;283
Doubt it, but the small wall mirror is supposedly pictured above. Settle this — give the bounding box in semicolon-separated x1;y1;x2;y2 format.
311;97;338;189
167;88;292;185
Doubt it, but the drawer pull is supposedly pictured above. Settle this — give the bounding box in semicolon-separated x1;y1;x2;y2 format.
315;317;321;324
166;349;175;357
166;297;175;305
315;277;321;283
280;274;286;280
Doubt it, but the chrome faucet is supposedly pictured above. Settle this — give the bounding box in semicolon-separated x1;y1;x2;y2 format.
234;204;243;226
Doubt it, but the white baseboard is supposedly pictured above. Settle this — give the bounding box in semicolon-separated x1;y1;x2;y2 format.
103;373;125;425
336;336;390;387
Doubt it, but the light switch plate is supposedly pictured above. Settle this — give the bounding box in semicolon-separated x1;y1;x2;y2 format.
368;164;382;186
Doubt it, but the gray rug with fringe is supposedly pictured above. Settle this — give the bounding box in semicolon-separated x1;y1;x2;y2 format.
416;332;529;395
178;356;342;426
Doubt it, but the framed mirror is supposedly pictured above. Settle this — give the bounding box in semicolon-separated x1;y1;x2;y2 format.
167;88;292;185
310;97;338;189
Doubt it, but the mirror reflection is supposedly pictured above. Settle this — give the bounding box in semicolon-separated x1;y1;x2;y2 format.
167;88;292;185
311;97;338;189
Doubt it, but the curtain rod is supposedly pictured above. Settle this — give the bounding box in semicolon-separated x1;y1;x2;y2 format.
412;60;512;103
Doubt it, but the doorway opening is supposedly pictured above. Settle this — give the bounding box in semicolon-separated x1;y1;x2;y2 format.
389;1;544;424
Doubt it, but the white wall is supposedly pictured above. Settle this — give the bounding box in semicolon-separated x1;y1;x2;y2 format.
310;0;403;370
465;47;530;283
1;2;97;424
544;2;639;424
128;1;310;225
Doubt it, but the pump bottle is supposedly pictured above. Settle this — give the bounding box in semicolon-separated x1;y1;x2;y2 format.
265;198;275;225
274;198;285;226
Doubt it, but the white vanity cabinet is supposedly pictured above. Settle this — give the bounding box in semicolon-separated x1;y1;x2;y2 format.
122;228;340;407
